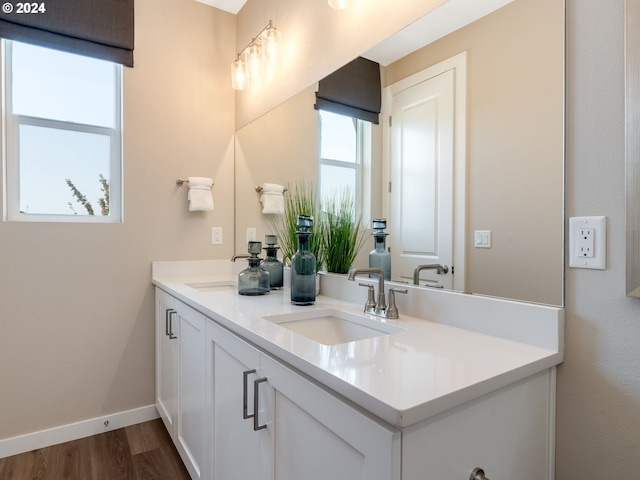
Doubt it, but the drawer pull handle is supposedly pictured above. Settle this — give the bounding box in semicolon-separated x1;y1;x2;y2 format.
243;369;256;419
470;468;490;480
253;377;268;431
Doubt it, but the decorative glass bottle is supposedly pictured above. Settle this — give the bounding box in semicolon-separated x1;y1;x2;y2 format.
238;241;270;296
369;218;391;280
290;215;316;305
261;234;283;289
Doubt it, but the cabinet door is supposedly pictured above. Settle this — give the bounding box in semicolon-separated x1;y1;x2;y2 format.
208;321;273;480
156;289;177;435
402;370;553;480
176;302;207;480
262;355;401;480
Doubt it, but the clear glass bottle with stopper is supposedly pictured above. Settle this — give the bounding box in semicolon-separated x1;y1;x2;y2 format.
238;241;270;296
261;234;283;289
290;215;316;305
369;218;391;281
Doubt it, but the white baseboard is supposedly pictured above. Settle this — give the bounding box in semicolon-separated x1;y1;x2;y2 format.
0;404;159;459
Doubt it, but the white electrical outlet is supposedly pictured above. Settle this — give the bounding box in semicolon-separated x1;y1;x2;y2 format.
212;227;223;245
246;227;257;244
569;216;606;269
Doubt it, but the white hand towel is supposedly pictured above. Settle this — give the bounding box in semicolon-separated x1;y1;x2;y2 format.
188;177;214;211
260;183;285;214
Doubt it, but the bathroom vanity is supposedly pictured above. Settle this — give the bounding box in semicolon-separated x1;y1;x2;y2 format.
152;260;563;480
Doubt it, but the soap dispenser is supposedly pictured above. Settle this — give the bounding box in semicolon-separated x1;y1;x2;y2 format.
261;234;284;289
290;215;316;305
238;241;270;296
369;218;391;281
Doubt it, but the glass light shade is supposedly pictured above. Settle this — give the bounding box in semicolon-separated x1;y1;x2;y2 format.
231;58;249;90
328;0;350;9
244;43;263;83
262;26;282;66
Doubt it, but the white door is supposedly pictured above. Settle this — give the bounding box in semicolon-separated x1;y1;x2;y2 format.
390;68;455;288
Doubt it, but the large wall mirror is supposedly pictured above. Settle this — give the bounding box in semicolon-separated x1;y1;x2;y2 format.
235;0;565;306
626;0;640;298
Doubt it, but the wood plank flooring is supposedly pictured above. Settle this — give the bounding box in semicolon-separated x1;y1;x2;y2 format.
0;419;191;480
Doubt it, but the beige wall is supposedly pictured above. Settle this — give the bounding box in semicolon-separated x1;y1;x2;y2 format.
560;0;640;477
384;0;564;305
0;0;236;440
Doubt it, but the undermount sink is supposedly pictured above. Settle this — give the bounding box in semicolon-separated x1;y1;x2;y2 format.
187;281;237;292
263;308;406;346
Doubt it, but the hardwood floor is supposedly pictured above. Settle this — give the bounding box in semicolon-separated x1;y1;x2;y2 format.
0;419;191;480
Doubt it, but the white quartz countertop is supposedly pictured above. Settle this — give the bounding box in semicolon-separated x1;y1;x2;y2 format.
153;262;563;428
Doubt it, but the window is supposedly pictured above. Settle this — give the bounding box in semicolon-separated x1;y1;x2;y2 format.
318;109;369;214
3;40;122;222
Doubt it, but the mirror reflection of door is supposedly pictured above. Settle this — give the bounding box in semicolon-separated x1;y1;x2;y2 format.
388;54;466;290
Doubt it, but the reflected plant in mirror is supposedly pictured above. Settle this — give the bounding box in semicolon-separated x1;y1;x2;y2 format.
320;188;368;274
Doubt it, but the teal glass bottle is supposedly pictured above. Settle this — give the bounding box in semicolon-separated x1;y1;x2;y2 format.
261;234;283;289
238;241;270;296
290;215;316;305
369;218;391;281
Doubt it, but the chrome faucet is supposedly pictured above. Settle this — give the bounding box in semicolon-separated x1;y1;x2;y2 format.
348;268;407;318
231;254;250;262
413;264;449;285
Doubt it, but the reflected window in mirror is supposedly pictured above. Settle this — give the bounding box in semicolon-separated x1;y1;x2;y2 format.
318;109;371;217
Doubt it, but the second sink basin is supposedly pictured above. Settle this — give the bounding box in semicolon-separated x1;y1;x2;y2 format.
187;281;236;292
263;308;405;345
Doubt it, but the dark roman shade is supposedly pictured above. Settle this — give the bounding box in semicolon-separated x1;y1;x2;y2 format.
315;56;381;124
0;0;134;66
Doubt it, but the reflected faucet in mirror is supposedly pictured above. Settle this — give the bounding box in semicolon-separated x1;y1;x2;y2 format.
413;264;449;286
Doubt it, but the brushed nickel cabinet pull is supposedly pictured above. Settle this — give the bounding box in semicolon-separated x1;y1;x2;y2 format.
243;369;257;419
168;310;177;339
165;309;175;337
470;467;490;480
253;377;268;431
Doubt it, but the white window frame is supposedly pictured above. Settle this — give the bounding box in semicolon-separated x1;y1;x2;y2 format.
318;112;370;218
2;40;123;223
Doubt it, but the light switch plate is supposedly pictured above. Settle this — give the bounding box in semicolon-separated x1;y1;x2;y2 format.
569;216;606;269
474;230;492;248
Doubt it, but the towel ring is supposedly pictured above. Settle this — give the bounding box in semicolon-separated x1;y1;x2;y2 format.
255;186;288;193
176;178;214;187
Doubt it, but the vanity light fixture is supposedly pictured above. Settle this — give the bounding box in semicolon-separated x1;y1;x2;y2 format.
231;20;282;91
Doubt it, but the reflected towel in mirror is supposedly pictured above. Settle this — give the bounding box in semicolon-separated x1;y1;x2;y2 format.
260;183;284;214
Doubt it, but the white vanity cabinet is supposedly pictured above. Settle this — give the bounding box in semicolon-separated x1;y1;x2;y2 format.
153;281;559;480
155;288;207;480
206;318;401;480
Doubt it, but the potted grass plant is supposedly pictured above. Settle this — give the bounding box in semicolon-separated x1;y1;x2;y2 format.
319;188;367;274
269;181;324;271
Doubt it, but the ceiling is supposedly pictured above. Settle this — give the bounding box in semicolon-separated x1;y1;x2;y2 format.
195;0;247;14
195;0;513;64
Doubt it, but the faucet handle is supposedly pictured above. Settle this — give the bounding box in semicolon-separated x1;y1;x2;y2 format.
358;283;377;314
386;288;408;319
